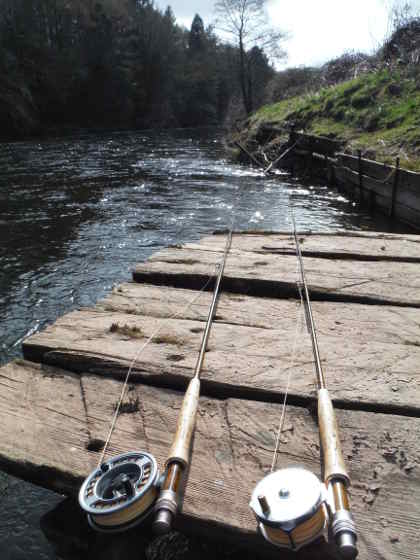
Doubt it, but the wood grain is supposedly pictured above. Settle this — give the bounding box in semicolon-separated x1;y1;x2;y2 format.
22;284;420;414
182;232;420;262
133;241;420;306
0;360;418;560
7;231;420;559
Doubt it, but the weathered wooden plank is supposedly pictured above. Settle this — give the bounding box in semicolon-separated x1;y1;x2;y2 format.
183;233;420;262
398;168;420;192
335;167;420;227
335;166;390;200
1;360;419;560
291;132;345;155
388;199;420;229
337;153;420;192
338;153;396;183
211;230;420;241
336;164;420;211
334;166;419;228
96;283;420;343
22;291;420;414
133;244;420;306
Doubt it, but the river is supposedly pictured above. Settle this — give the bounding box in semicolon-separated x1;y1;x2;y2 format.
0;128;406;558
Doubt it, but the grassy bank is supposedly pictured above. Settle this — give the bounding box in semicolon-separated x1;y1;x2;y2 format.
245;68;420;170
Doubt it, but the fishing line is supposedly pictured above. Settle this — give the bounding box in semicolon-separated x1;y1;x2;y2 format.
98;270;217;467
80;154;247;533
98;170;244;466
270;209;307;473
270;284;304;473
80;254;229;533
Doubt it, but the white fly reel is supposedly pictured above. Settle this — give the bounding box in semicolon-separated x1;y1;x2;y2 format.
250;467;328;551
79;451;160;532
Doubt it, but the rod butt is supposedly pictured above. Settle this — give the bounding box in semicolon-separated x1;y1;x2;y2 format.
153;509;173;536
336;531;358;559
332;510;358;559
153;486;178;536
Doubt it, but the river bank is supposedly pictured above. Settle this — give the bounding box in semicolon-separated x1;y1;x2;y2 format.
230;67;420;172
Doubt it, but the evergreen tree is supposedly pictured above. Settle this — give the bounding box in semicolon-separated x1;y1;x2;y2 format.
189;14;205;53
0;0;243;136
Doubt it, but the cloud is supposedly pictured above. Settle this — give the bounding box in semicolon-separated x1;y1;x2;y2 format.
267;0;389;67
156;0;391;67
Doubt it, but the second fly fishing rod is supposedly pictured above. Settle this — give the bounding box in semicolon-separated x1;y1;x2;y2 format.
79;230;232;533
250;217;358;559
153;228;232;534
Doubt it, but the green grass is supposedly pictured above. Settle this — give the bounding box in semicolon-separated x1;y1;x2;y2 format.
249;68;420;170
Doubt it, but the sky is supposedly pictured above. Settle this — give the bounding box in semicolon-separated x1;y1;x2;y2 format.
154;0;416;68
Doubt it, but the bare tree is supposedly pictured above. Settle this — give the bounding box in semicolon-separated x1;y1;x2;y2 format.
215;0;288;114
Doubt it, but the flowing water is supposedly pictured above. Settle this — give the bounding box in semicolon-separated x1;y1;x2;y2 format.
0;128;406;558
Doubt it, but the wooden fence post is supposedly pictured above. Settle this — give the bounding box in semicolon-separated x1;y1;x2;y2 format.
358;150;363;203
389;157;400;218
324;154;328;184
369;190;376;213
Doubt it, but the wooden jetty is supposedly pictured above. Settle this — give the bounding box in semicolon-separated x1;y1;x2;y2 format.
0;231;419;559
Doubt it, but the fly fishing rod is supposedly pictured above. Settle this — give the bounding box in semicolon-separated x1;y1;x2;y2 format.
153;229;232;534
250;219;357;559
79;231;232;533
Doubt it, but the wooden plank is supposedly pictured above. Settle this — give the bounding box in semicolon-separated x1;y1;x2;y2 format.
391;202;420;230
1;360;419;560
335;165;420;214
335;166;391;201
95;283;420;342
337;153;420;192
338;154;395;183
394;180;420;218
132;244;420;307
211;231;420;241
334;167;420;228
183;233;420;262
335;167;420;228
291;132;345;155
398;168;420;192
336;156;420;225
22;286;420;414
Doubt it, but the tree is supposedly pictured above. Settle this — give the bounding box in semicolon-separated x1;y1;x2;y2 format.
214;0;287;114
179;15;219;126
189;14;205;52
0;0;240;136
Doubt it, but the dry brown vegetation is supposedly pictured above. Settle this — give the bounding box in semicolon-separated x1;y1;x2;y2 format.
109;323;144;339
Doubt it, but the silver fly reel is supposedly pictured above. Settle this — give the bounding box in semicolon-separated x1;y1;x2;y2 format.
250;467;328;551
79;451;160;532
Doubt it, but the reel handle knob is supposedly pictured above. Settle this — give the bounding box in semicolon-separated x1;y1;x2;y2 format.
119;474;135;498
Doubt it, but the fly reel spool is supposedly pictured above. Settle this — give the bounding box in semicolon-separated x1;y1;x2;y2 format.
79;451;160;532
250;468;328;551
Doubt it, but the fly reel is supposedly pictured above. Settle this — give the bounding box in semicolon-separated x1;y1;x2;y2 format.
250;467;328;551
79;451;160;532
